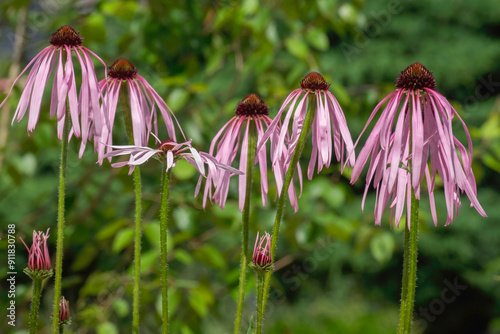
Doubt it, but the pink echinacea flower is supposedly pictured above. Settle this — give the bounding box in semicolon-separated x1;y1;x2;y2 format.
351;62;487;227
0;26;105;148
101;137;240;184
97;58;185;161
201;94;291;210
259;72;355;209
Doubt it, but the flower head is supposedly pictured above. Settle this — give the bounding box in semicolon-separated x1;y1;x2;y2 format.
0;26;106;150
20;229;53;280
201;94;295;210
101;136;240;189
351;62;487;227
59;296;71;325
97;58;185;162
259;72;355;203
249;232;273;273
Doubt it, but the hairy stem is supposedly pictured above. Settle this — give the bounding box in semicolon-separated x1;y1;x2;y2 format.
260;94;317;316
234;121;257;334
256;272;265;334
398;100;419;333
398;190;419;333
52;107;70;334
160;167;172;334
29;278;42;334
120;86;143;334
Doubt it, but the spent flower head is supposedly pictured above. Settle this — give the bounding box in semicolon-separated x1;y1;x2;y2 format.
351;62;487;227
201;94;298;210
97;58;185;162
20;229;53;280
249;232;273;273
0;26;106;151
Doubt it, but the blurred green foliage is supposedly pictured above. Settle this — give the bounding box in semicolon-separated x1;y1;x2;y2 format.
1;1;500;333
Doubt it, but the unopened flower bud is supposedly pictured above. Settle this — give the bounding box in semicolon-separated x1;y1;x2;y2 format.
249;232;273;273
21;229;53;280
59;296;71;325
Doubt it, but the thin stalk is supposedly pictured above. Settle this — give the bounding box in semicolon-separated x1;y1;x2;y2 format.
29;278;43;334
398;98;419;333
234;121;257;334
131;165;142;334
256;272;265;334
160;166;172;334
119;85;143;334
59;326;64;334
119;85;143;332
52;107;70;334
398;190;419;333
260;94;318;315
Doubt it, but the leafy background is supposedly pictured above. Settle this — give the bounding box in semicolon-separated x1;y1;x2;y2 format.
1;0;500;333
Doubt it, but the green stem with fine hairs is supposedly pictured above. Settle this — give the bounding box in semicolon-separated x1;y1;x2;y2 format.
29;278;43;334
52;106;70;334
160;166;172;334
234;121;257;334
398;101;420;334
256;272;265;334
119;86;143;334
398;188;419;333
260;94;318;317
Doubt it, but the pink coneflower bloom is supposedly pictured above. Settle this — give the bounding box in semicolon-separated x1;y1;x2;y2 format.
260;72;355;185
101;137;240;184
20;229;52;279
351;63;487;227
0;26;105;146
201;94;298;210
96;58;185;161
250;232;273;273
59;297;70;325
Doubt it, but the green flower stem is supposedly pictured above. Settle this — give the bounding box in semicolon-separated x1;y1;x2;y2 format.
52;106;70;334
59;326;64;334
256;272;265;334
160;166;172;334
29;278;43;334
234;121;257;334
260;94;317;316
398;188;419;333
119;86;143;334
398;102;420;334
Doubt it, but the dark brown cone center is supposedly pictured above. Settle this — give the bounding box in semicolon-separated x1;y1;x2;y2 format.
108;58;138;79
300;72;330;91
157;139;178;154
395;62;436;90
49;25;83;46
235;94;269;116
